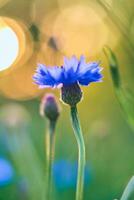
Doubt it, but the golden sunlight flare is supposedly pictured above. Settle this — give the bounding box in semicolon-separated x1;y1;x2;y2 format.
0;52;43;100
0;26;19;71
0;17;33;75
41;5;109;58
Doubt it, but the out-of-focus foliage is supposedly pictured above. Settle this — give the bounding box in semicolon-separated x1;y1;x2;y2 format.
105;47;134;132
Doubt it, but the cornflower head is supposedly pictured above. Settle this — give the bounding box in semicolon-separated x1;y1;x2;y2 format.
33;55;103;200
33;55;103;107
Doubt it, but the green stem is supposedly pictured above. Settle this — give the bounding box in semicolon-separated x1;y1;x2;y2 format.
70;106;86;200
120;176;134;200
46;120;56;200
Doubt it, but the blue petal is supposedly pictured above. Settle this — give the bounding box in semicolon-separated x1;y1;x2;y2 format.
33;55;103;88
33;65;64;87
47;66;63;82
36;64;49;76
63;56;79;73
77;60;102;85
78;61;100;77
79;71;103;85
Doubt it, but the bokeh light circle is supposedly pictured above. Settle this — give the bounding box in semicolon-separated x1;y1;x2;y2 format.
41;5;109;58
0;51;43;100
0;26;19;71
0;17;33;75
0;17;39;100
57;0;113;10
0;103;30;128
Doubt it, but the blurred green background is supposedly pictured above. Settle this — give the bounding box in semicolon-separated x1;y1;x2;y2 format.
0;0;134;200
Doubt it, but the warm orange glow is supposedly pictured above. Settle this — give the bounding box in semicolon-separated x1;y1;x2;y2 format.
0;24;19;71
0;17;33;75
40;5;109;58
53;5;109;57
0;0;11;8
40;4;120;59
0;52;43;100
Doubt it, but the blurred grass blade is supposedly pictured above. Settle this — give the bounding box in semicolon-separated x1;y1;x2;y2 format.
104;47;134;131
97;0;134;57
6;127;45;200
104;46;121;88
120;176;134;200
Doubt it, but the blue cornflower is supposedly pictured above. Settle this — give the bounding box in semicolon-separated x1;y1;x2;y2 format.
33;55;103;106
33;55;102;88
0;157;14;186
52;160;91;190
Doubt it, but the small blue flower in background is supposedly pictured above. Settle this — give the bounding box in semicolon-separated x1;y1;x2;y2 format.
33;55;102;88
53;160;91;190
0;157;14;186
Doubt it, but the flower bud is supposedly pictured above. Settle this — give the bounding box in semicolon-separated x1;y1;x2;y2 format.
40;93;60;121
61;83;82;107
